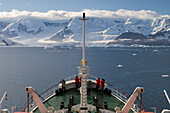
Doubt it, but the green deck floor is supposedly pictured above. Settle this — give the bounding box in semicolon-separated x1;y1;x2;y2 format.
33;89;133;113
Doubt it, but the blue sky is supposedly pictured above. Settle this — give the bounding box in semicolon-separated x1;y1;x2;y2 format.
0;0;169;15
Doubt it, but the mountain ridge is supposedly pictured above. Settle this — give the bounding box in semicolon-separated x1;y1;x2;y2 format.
0;15;170;46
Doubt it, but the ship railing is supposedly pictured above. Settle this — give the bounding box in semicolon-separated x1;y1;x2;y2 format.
65;74;97;81
20;74;146;112
107;83;146;112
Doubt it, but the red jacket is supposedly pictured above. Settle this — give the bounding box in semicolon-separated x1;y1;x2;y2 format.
100;80;105;88
75;77;79;84
79;77;82;83
96;79;100;86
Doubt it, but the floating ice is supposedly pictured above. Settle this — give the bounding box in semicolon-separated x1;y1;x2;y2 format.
162;75;169;78
117;65;123;68
153;50;159;52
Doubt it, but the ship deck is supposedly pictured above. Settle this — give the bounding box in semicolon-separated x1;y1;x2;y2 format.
33;88;133;113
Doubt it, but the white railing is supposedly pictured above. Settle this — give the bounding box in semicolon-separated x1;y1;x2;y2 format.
65;74;97;81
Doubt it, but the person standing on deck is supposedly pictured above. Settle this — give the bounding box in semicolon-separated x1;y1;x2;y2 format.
100;79;105;91
60;79;66;93
87;80;92;96
75;76;79;90
96;78;100;90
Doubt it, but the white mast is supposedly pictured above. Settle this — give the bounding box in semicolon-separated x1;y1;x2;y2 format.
79;13;90;112
79;13;90;67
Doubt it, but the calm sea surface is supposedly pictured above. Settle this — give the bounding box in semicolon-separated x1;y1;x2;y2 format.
0;47;170;112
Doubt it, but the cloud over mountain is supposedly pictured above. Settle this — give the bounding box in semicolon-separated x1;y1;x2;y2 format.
0;9;169;20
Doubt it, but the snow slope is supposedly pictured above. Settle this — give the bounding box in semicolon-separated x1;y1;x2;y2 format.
0;15;170;46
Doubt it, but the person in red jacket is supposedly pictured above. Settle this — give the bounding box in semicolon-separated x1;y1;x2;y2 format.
100;79;105;91
75;76;79;89
96;78;100;90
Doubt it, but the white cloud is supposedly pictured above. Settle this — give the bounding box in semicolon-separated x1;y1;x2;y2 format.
0;3;2;5
0;9;169;20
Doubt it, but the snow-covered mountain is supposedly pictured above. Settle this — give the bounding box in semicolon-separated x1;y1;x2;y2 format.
0;34;21;46
0;13;170;46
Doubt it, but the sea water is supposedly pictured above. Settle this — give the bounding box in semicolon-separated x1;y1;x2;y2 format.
0;47;170;112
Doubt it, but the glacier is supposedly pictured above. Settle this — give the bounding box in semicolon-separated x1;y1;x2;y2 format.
0;11;170;47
